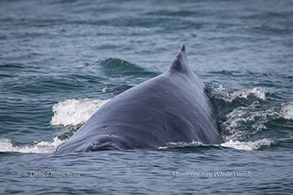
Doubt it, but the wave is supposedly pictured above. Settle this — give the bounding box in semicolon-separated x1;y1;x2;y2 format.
211;85;293;150
0;137;64;153
159;141;208;149
158;139;275;151
221;139;275;150
281;102;293;120
96;58;158;77
0;63;25;69
212;85;266;102
211;85;267;140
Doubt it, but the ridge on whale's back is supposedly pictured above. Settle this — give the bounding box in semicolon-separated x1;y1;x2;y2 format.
56;45;223;153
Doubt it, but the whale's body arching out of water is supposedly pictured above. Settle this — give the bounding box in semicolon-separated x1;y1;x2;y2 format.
56;45;223;153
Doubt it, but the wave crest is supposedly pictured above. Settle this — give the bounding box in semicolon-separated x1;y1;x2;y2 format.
0;137;64;153
213;85;266;102
221;139;275;150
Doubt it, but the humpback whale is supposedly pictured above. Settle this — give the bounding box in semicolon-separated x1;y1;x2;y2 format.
56;45;223;153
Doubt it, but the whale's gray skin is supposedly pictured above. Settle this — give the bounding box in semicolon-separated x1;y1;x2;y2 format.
56;45;223;153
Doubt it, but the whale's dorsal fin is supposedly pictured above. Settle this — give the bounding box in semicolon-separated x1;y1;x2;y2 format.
169;44;192;75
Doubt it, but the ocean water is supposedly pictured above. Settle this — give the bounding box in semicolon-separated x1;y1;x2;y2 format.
0;0;292;194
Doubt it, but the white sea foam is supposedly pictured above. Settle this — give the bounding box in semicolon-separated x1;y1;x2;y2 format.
281;102;293;120
214;85;266;102
159;139;275;151
217;101;292;151
221;101;293;141
0;137;64;153
158;141;205;149
50;98;110;126
221;105;269;138
221;139;274;150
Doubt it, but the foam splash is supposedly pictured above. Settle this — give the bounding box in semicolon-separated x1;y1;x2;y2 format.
159;141;205;149
0;137;64;153
51;98;110;126
221;101;293;141
214;85;266;102
281;102;293;120
159;139;275;151
221;105;268;139
221;139;274;150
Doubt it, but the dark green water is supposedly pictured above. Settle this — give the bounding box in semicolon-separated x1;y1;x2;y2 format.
0;0;292;194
